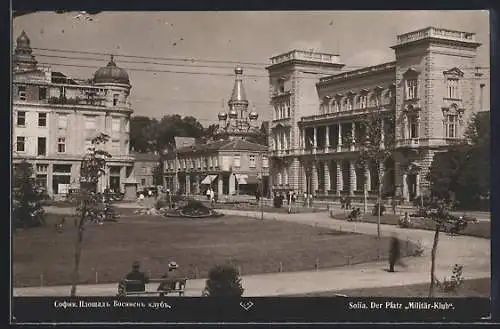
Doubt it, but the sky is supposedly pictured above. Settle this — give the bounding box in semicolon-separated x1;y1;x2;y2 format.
13;11;490;127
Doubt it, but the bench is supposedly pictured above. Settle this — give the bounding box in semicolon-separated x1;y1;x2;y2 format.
117;278;187;297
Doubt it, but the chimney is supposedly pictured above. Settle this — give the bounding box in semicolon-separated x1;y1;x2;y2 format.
479;83;485;110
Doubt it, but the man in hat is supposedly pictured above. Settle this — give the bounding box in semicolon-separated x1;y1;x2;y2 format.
158;261;181;295
124;261;149;292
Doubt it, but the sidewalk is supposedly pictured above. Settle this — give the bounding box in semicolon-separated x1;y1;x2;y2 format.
15;209;490;297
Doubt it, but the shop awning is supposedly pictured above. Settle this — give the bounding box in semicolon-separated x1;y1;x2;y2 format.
235;174;258;185
201;174;217;185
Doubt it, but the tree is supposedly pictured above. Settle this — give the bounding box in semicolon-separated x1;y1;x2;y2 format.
247;121;269;146
354;104;396;239
204;264;244;297
428;112;490;210
12;160;46;229
416;195;467;297
70;133;111;296
130;116;157;152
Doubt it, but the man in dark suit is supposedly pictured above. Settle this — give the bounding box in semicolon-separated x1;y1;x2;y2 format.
124;261;149;292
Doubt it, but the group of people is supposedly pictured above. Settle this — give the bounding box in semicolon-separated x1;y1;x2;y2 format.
123;261;181;294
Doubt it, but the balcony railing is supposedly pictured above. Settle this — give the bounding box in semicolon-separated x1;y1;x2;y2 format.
270;50;342;66
396;27;477;45
396;139;420;148
300;106;393;124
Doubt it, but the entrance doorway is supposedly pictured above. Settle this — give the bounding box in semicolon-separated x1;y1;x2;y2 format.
407;174;417;201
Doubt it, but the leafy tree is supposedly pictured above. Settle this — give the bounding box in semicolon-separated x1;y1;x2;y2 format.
70;133;111;296
354;105;396;239
130;116;157;152
415;196;467;297
428;112;490;210
204;264;244;297
12;160;46;229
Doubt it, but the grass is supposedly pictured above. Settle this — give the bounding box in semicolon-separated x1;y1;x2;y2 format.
330;212;490;239
213;202;327;214
13;213;419;287
298;278;491;297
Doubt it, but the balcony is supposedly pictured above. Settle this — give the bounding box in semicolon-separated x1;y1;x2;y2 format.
396;139;420;148
299;105;393;125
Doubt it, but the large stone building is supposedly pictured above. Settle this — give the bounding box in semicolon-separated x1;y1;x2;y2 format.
12;31;136;198
267;27;488;203
163;67;270;197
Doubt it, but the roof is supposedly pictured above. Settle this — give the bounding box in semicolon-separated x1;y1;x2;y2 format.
132;152;160;162
174;136;196;149
176;139;267;155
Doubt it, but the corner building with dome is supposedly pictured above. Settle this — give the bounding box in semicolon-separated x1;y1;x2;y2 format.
12;31;136;198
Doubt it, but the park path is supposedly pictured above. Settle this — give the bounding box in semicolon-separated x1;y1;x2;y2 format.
15;209;490;297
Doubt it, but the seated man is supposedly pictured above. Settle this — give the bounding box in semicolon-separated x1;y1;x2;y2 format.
124;261;149;292
158;261;181;295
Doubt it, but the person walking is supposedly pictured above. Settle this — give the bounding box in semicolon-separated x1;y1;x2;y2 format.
388;236;402;273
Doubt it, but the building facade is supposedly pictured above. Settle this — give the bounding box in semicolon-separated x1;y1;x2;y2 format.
132;152;161;191
267;27;488;203
163;139;269;196
12;31;135;198
163;67;270;196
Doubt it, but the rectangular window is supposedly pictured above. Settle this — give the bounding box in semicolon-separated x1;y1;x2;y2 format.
57;137;66;153
112;117;121;132
335;101;341;112
408;116;419;139
213;156;218;167
249;155;256;168
406;79;418;100
18;85;26;101
447;79;459;99
58;114;68;129
84;115;97;130
111;141;120;154
262;156;269;168
37;137;46;156
113;94;119;106
39;87;47;100
16;136;25;152
208;157;213;168
445;114;458;138
233;154;241;168
359;95;368;109
38;113;47;127
17;111;26;126
141;178;146;185
347;98;353;111
36;164;48;173
36;174;48;189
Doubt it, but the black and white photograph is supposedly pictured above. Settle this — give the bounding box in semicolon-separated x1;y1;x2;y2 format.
11;10;492;323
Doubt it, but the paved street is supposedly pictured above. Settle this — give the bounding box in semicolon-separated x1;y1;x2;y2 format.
15;208;490;297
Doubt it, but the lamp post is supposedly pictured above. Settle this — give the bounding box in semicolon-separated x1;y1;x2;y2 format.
257;172;263;220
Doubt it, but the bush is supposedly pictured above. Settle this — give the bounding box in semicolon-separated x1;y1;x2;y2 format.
204;264;244;297
371;202;386;216
273;195;284;208
155;198;168;210
437;264;464;292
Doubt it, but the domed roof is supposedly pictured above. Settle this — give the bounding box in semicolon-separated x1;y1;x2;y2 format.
93;55;130;85
16;30;30;48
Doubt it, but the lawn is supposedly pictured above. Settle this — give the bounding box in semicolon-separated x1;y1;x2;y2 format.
213;202;327;214
298;278;491;298
330;212;491;239
13;214;419;287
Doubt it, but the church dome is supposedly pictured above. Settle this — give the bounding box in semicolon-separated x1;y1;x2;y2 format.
16;31;31;48
93;55;130;85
